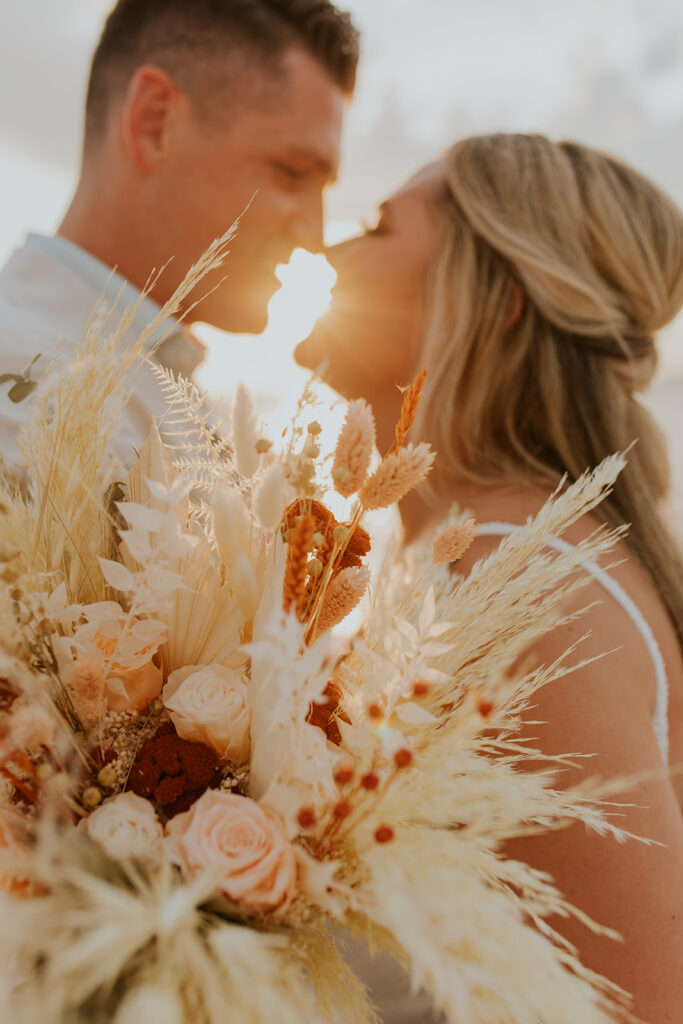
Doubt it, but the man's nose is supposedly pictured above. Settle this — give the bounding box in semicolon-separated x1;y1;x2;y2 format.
291;192;325;254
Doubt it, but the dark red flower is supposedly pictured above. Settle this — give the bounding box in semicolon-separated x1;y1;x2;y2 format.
127;723;220;818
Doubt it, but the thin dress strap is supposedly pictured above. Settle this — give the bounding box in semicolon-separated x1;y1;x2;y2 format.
476;522;670;764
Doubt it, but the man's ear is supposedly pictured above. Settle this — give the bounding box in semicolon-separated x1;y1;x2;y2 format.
121;65;182;170
505;280;525;330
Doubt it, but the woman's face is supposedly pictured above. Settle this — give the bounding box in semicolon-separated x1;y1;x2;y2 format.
294;162;444;399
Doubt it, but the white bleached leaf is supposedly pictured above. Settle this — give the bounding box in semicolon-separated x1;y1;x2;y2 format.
418;587;436;635
99;558;136;593
120;528;153;563
395;701;439;726
116;502;164;533
105;676;130;700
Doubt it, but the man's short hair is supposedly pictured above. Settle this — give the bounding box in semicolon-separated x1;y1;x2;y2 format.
85;0;359;144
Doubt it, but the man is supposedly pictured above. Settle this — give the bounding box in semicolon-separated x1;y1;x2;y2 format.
0;0;358;466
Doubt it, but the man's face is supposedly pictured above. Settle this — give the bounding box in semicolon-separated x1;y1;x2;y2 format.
154;47;345;333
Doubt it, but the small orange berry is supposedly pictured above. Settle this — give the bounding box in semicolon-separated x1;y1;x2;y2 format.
374;825;394;844
394;748;413;769
334;763;355;786
477;698;494;719
412;681;430;698
360;771;380;791
368;702;383;720
297;807;317;829
333;799;352;820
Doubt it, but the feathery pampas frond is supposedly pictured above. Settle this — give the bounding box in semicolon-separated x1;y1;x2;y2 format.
393;366;427;452
317;566;370;633
359;442;436;510
333;399;376;498
433;517;477;563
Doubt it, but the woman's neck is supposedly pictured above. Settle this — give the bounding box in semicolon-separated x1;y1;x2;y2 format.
398;474;554;546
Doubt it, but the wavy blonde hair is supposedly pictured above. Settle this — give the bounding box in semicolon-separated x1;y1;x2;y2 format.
415;133;683;642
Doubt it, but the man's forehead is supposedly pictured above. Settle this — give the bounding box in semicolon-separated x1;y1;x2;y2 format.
231;47;344;175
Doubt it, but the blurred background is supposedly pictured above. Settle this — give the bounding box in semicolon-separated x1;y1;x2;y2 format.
1;0;682;507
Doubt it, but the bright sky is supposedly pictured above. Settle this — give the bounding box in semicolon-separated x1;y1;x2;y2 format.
1;0;683;450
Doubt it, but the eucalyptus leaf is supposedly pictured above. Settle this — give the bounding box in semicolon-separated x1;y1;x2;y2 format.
8;379;38;403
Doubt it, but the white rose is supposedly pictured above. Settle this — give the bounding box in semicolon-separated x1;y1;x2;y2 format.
163;664;251;763
84;792;163;864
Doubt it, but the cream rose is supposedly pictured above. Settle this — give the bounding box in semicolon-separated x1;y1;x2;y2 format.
162;665;251;763
84;792;164;865
164;791;297;915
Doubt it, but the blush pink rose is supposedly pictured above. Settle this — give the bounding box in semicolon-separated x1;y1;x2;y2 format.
164;791;297;916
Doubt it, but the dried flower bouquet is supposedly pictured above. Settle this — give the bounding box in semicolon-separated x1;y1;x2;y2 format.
0;229;637;1024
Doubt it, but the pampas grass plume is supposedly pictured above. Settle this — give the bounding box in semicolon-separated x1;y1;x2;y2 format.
433;518;477;564
359;443;435;510
114;985;183;1024
214;489;250;569
333;400;376;499
232;383;260;478
254;465;287;530
318;566;370;632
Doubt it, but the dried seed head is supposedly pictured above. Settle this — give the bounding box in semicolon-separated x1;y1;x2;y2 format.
312;532;326;548
297;807;317;829
307;421;322;435
334;763;355;786
332;525;349;545
316;566;370;633
303;438;320;459
374;825;394;844
255;438;273;455
81;786;103;809
359;443;435;510
308;558;323;577
360;771;379;791
433;518;477;564
97;765;118;788
333;399;376;498
394;749;413;770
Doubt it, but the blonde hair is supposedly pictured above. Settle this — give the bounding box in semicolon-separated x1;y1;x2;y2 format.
415;133;683;642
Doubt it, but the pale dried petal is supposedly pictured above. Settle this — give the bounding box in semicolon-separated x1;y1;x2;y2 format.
214;489;250;569
232;552;260;621
232;383;260;478
254;464;287;530
333;400;376;498
359;443;435;510
433;518;477;564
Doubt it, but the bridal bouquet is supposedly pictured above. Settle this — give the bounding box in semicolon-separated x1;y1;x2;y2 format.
0;232;634;1024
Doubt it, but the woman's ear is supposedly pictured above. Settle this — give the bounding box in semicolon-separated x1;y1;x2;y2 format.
506;281;525;330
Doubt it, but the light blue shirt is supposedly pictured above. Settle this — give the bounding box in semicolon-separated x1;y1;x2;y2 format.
24;233;204;377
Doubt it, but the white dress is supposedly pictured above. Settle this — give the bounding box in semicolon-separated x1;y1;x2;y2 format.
341;523;670;1023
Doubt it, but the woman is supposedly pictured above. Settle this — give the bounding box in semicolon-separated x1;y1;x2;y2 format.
296;134;683;1023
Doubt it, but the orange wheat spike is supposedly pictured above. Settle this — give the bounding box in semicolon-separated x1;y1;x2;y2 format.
284;513;315;620
393;367;427;452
